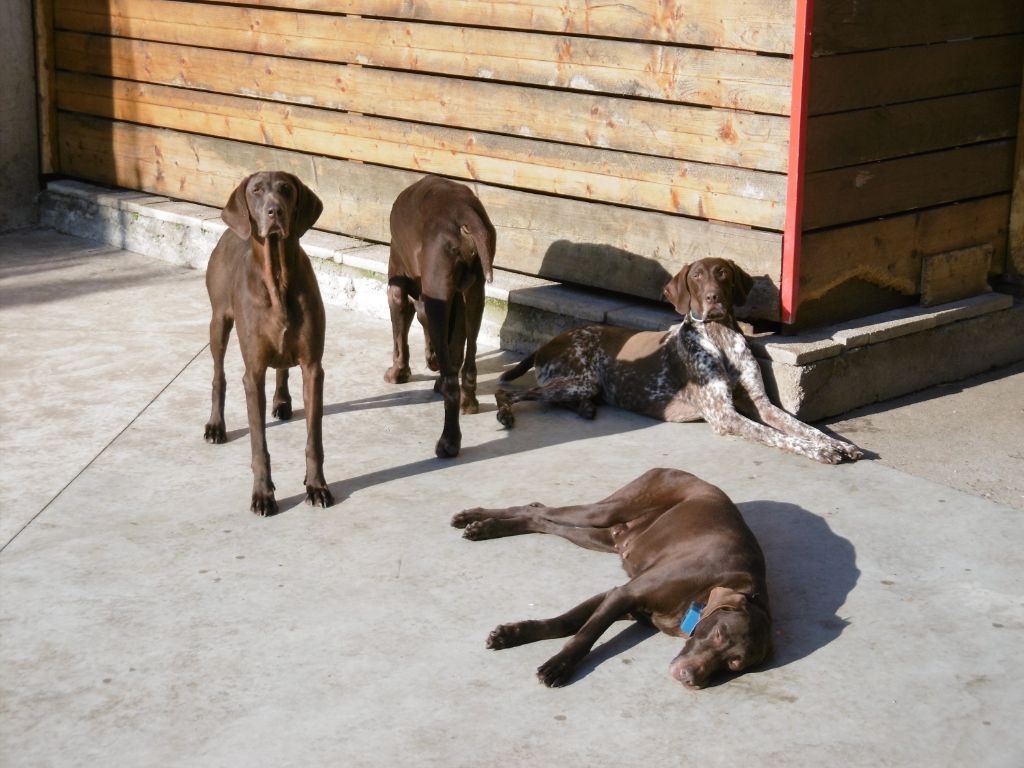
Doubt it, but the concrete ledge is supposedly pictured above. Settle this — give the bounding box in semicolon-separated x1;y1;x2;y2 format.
38;180;1023;419
38;180;679;354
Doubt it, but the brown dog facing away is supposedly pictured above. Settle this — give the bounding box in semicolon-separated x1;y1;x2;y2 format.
495;258;861;464
203;171;333;515
453;468;772;688
385;175;496;458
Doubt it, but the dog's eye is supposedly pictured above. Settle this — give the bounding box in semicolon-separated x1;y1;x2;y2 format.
279;183;294;197
252;185;264;195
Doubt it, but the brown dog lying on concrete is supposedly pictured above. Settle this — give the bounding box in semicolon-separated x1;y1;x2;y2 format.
385;175;496;458
453;468;772;688
495;258;861;464
204;171;333;515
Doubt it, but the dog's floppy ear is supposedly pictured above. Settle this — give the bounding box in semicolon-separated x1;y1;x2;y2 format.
289;175;324;238
461;223;494;283
663;263;692;316
221;175;253;240
727;260;755;307
704;586;749;617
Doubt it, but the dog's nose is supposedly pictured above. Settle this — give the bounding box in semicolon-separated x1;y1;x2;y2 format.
704;290;721;304
266;204;281;219
670;661;705;688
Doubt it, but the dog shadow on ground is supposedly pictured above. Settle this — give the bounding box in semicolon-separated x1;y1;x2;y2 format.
740;500;859;670
567;500;859;686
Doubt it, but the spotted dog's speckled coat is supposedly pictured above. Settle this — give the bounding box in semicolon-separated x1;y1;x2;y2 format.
495;258;861;464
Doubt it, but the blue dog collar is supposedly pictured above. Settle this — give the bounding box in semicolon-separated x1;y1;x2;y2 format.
680;601;706;635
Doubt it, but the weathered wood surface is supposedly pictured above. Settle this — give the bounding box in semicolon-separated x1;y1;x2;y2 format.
214;0;800;54
803;142;1016;230
808;35;1024;116
33;0;58;175
1010;77;1024;279
55;32;791;171
55;0;792;112
919;246;994;307
57;114;783;308
812;0;1024;54
800;196;1010;302
805;88;1020;173
56;72;786;229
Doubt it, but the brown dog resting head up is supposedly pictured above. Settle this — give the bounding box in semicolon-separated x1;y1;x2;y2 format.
494;257;862;464
662;257;754;328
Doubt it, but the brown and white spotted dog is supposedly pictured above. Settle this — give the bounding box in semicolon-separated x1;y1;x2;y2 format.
495;258;862;464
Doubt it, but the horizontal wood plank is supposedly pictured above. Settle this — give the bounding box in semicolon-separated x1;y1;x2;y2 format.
812;0;1024;55
213;0;799;55
55;32;791;171
54;0;792;112
56;113;783;309
800;196;1010;302
808;35;1024;115
55;72;787;229
805;88;1021;172
803;142;1016;230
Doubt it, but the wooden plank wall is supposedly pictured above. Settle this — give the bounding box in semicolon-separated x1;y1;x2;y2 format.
48;0;796;316
799;0;1024;319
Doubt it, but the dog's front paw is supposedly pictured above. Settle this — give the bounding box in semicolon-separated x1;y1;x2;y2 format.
435;433;461;459
488;622;530;650
204;422;226;444
537;651;580;688
461;393;480;415
305;484;334;508
575;400;597;420
462;519;503;540
451;508;485;528
836;440;863;461
272;400;292;420
250;490;278;517
384;365;410;384
809;443;843;465
494;390;516;428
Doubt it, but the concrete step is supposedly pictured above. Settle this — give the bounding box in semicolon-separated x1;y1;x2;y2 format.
40;179;1023;420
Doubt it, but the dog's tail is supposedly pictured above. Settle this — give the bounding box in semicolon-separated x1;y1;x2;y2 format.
499;353;536;382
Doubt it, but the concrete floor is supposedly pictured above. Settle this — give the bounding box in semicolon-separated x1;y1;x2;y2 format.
1;229;1022;767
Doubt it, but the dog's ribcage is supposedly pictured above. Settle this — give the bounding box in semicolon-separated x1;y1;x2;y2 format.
531;324;752;419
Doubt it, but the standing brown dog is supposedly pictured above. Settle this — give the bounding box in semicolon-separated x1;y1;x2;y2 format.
453;468;773;688
385;175;496;458
204;171;333;515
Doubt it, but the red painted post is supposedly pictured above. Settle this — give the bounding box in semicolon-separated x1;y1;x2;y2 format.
781;0;814;324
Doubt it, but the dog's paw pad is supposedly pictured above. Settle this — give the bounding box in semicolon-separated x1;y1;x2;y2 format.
451;509;481;529
487;623;522;650
462;520;494;540
250;493;278;517
305;486;334;508
537;655;576;688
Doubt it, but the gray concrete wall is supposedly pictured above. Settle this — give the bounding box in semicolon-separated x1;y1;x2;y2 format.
0;0;40;232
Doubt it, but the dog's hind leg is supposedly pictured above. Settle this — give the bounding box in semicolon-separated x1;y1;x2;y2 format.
494;376;600;427
385;280;415;383
271;367;292;420
487;591;608;650
204;314;233;444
